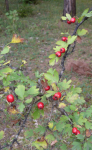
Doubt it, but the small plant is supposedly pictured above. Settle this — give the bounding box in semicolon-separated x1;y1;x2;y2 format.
5;10;19;33
17;4;33;17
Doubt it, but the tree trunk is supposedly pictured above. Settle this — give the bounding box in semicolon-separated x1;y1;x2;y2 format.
63;0;76;17
5;0;9;12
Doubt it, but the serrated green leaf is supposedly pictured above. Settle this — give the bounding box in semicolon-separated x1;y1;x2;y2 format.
49;54;56;58
85;11;92;17
49;58;56;66
24;129;33;138
70;86;82;94
81;8;89;17
0;131;4;140
66;13;71;20
56;121;64;132
66;92;79;103
72;142;82;150
35;125;46;135
70;105;76;111
56;41;67;48
45;90;56;97
26;86;39;96
1;46;10;54
25;98;32;103
35;71;43;78
61;16;66;20
33;108;40;120
15;85;25;100
60;144;67;150
78;115;87;125
67;35;77;45
45;134;55;143
32;140;47;149
55;57;60;63
78;16;83;23
77;29;88;36
57;79;72;90
76;134;84;141
85;121;92;129
18;102;25;112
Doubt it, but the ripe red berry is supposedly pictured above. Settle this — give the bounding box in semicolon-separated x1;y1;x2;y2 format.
61;37;67;42
75;130;80;135
70;18;76;23
67;20;71;24
52;95;58;100
37;102;44;109
44;86;50;91
55;51;61;57
60;48;65;53
53;92;61;100
7;94;14;103
72;127;77;134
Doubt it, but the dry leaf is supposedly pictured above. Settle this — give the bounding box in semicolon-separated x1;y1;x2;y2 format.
7;105;19;114
12;119;21;126
86;129;91;137
76;125;82;128
59;103;66;108
76;36;82;43
11;34;24;43
51;140;57;146
60;96;65;101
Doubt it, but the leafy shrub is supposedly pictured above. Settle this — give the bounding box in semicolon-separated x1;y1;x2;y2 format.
23;0;39;4
17;4;33;17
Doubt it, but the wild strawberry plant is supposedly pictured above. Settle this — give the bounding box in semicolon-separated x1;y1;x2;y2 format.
0;8;92;150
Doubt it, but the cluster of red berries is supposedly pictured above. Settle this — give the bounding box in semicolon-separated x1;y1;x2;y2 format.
67;17;76;24
72;127;80;135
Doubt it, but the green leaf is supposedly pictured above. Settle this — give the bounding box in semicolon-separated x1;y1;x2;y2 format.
0;60;5;64
18;102;25;112
49;58;56;66
85;11;92;17
1;46;10;54
25;98;32;103
45;90;56;97
60;144;67;150
49;54;56;58
83;142;92;150
26;86;39;96
35;71;43;78
85;121;92;129
67;35;77;45
60;115;69;122
70;105;76;111
0;67;13;76
3;75;10;86
76;134;84;141
56;41;67;48
81;8;89;17
85;107;92;117
35;125;46;135
45;134;55;143
44;69;59;84
77;29;88;36
78;115;87;125
15;85;25;100
32;140;47;150
78;16;83;23
66;92;79;103
57;79;72;90
24;129;33;138
70;86;82;94
66;13;71;20
33;108;40;120
56;121;65;132
61;16;66;20
72;142;82;150
75;96;85;105
0;130;4;140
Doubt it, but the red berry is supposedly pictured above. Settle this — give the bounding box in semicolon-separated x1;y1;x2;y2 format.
52;95;58;100
67;20;71;24
44;86;50;91
37;102;44;109
61;37;67;42
75;130;80;135
70;18;76;23
53;92;61;100
55;51;61;57
7;94;14;103
60;48;65;53
72;127;77;134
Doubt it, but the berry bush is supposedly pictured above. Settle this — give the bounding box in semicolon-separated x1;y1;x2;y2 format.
0;8;92;150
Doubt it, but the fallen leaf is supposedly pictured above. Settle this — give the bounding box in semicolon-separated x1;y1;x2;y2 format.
59;103;66;108
12;119;21;126
11;34;24;43
7;105;19;114
76;36;82;43
86;129;91;137
60;96;65;101
51;140;57;146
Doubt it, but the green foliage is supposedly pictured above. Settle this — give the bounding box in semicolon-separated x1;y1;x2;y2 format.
23;0;39;4
0;131;4;140
17;4;33;17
